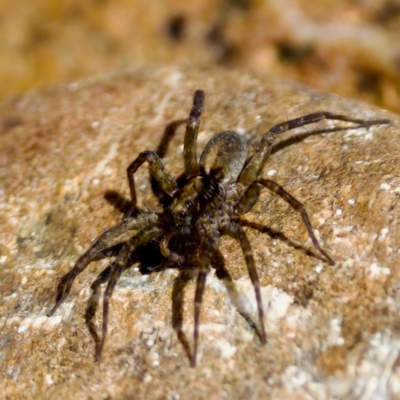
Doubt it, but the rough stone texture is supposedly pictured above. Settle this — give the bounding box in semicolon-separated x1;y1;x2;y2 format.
0;65;399;399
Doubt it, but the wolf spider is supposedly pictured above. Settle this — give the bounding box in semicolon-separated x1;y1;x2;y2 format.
48;90;390;366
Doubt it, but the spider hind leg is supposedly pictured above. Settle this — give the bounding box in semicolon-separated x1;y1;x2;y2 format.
258;178;334;264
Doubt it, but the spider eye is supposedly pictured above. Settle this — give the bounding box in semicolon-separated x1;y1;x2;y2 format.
179;211;186;218
186;201;193;209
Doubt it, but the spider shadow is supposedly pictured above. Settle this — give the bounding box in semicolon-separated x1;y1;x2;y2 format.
238;219;327;263
171;266;265;362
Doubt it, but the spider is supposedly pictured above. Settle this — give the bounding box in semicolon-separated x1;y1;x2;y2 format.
48;90;390;367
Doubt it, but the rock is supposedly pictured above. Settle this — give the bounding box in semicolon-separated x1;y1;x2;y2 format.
0;65;399;399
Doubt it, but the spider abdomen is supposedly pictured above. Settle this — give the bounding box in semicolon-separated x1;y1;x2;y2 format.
199;131;247;183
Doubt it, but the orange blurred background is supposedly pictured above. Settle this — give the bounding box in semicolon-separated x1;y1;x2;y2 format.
1;0;399;112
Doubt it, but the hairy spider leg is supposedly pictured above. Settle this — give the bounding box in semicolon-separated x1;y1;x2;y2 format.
184;90;205;177
48;212;158;316
258;178;334;264
94;261;123;361
212;248;259;334
86;226;163;361
238;111;391;187
191;246;231;367
223;221;267;344
172;248;231;367
188;219;213;367
85;262;116;359
172;271;193;364
127;151;178;210
152;119;188;207
195;246;262;365
85;248;144;354
235;111;391;265
192;270;207;367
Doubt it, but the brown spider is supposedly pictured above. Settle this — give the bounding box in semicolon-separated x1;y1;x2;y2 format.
48;90;390;366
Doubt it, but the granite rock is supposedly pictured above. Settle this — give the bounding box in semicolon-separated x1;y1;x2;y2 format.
0;65;399;399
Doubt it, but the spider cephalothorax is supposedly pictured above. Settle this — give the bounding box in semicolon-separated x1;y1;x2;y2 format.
49;90;390;366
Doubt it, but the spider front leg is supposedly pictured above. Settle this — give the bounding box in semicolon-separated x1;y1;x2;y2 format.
184;89;205;177
238;111;391;187
49;212;158;316
127;151;178;212
85;226;163;361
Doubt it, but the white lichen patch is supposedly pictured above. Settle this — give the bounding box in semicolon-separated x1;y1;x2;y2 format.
280;365;326;398
235;126;247;135
328;331;400;399
17;317;33;333
31;315;49;329
6;315;62;333
282;365;310;389
6;316;21;327
282;307;313;340
380;183;391;191
216;337;237;359
344;127;374;141
378;227;390;241
149;349;160;367
44;374;54;386
234;279;294;332
199;323;228;335
43;315;62;329
314;263;323;274
368;263;391;279
327;317;344;347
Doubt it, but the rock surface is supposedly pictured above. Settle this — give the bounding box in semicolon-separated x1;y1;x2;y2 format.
0;65;399;399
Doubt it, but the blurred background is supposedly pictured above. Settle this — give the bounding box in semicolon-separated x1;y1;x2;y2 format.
1;0;399;113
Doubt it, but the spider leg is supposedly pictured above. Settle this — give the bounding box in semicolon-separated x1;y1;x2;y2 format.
223;221;266;344
85;262;115;358
172;271;193;364
172;268;208;368
192;270;207;367
95;261;124;361
127;151;178;210
238;111;390;187
152;119;187;207
48;212;158;316
90;225;163;361
212;248;258;333
173;249;224;367
184;90;205;177
258;178;334;264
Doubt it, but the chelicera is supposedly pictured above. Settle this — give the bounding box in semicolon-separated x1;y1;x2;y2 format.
49;90;390;366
